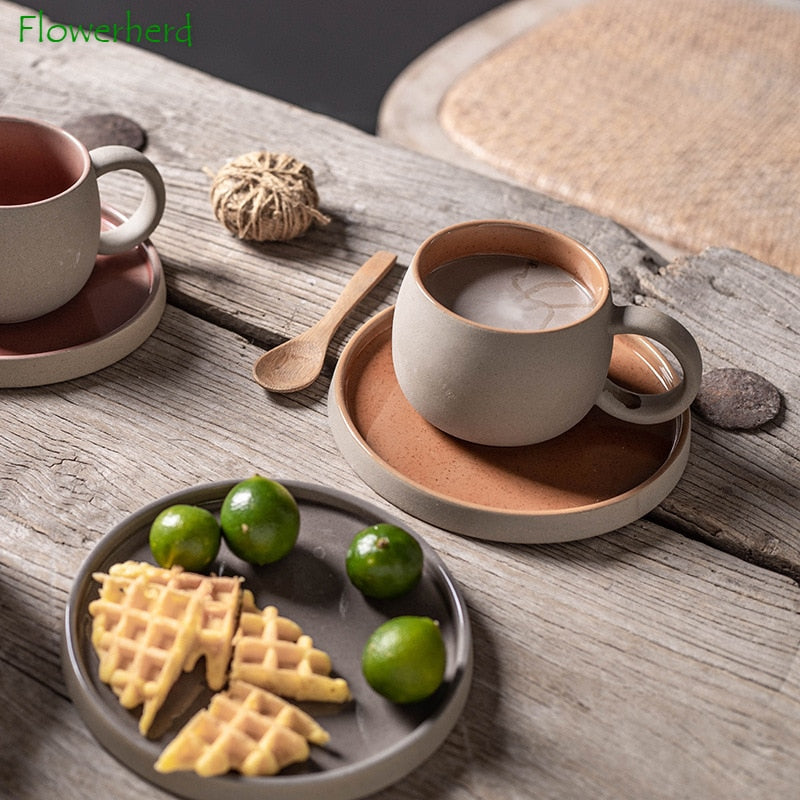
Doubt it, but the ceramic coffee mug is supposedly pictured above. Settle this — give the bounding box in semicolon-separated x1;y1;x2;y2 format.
0;116;166;323
392;220;702;446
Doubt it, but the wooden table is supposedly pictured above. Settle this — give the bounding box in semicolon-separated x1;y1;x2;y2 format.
2;3;799;798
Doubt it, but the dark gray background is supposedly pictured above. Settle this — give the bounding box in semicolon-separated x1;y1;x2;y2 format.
36;1;505;132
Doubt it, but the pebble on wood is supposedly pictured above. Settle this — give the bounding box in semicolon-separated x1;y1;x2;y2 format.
692;368;782;430
63;113;147;151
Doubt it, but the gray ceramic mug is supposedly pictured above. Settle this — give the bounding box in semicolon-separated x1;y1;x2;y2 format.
392;220;702;446
0;117;165;323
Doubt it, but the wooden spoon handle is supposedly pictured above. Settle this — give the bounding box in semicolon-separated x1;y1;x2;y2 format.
313;251;397;340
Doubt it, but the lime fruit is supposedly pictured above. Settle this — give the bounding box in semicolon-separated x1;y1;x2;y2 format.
346;523;424;599
148;504;221;572
220;475;300;565
361;616;446;704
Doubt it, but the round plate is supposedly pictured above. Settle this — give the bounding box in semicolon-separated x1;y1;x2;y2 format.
62;480;473;800
329;306;691;543
0;206;165;387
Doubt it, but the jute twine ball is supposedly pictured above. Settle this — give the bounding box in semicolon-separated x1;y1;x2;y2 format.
208;151;330;241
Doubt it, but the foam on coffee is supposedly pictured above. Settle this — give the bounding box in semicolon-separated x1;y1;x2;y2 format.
424;253;596;331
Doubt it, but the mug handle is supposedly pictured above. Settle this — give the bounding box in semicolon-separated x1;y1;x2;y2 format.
90;145;166;255
596;304;703;424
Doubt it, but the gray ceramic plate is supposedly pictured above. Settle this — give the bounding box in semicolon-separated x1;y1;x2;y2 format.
62;480;473;800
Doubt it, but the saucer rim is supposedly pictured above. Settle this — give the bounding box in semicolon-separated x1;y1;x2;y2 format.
328;305;691;543
0;205;166;387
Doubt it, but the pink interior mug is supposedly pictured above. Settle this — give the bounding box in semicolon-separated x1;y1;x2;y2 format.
0;116;165;323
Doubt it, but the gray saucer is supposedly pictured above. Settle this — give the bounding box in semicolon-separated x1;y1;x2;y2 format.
62;479;473;800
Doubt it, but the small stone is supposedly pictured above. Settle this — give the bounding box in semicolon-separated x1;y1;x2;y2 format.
692;368;781;430
63;113;147;151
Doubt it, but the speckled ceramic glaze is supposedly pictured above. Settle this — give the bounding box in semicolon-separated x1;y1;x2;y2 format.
0;117;165;323
63;480;473;800
329;306;691;543
392;220;702;446
0;206;166;387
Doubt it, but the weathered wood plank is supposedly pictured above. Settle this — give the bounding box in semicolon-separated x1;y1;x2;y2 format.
6;30;795;582
11;4;794;584
0;666;177;800
3;306;800;800
4;518;800;800
629;248;800;579
0;3;663;356
3;4;800;798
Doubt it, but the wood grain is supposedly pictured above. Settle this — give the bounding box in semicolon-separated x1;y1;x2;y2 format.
0;2;665;341
2;3;800;799
3;308;800;800
631;248;800;579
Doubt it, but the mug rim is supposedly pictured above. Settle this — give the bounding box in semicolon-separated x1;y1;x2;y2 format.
411;219;610;333
0;115;91;208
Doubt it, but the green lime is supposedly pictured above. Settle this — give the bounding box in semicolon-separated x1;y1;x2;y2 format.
346;523;424;599
361;616;446;704
219;475;299;565
148;504;221;572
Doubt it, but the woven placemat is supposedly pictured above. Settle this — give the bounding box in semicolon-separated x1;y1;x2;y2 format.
440;0;800;274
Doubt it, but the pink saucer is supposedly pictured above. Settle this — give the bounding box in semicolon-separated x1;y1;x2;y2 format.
0;207;165;387
329;306;691;543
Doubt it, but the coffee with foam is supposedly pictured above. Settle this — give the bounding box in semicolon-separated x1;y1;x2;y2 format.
425;254;595;331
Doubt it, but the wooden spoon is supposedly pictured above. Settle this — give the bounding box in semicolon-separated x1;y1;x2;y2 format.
252;250;397;392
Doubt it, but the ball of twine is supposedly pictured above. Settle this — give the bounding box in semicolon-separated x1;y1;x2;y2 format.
208;151;330;241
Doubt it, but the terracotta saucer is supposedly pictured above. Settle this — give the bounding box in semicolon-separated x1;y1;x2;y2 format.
0;206;166;387
329;306;691;543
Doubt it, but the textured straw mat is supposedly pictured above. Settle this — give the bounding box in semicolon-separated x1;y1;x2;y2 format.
439;0;800;274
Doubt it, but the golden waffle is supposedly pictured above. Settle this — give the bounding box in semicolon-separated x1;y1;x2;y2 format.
89;561;242;735
230;590;351;703
183;571;242;690
154;680;329;777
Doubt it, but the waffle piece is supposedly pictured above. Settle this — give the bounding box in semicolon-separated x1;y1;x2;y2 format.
155;680;329;777
230;591;351;703
89;561;242;734
183;571;242;690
